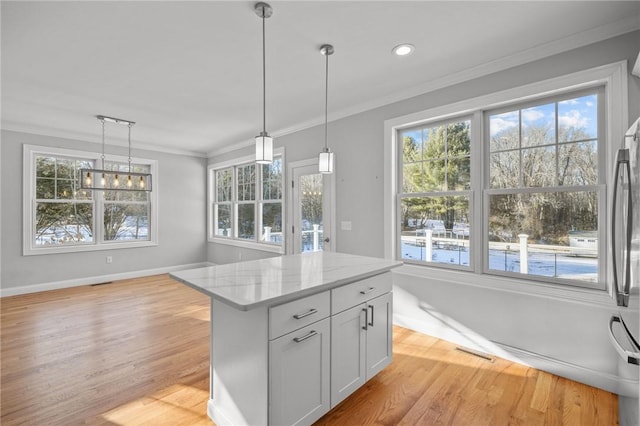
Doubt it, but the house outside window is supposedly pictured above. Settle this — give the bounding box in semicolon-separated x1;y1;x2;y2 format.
209;151;284;252
486;89;603;285
24;145;158;255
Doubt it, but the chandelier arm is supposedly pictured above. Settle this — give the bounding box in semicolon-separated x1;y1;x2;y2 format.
101;118;106;167
128;123;132;173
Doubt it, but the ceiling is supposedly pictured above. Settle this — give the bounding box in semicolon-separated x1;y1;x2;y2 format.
2;1;639;157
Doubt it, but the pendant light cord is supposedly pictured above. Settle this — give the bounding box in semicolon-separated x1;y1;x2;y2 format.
262;4;267;135
324;51;329;150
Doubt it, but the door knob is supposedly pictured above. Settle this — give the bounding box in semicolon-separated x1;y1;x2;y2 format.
324;237;330;243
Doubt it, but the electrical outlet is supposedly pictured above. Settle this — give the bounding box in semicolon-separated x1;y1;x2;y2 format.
106;256;113;264
341;221;352;231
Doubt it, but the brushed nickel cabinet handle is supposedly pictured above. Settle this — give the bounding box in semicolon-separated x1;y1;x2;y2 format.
293;330;318;343
293;308;318;320
360;287;375;295
362;308;368;330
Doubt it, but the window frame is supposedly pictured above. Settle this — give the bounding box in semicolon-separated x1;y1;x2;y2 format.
23;144;159;256
397;115;474;271
482;87;606;288
208;148;285;254
384;61;628;295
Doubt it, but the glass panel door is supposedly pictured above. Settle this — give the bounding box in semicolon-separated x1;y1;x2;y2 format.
299;172;324;252
289;160;333;254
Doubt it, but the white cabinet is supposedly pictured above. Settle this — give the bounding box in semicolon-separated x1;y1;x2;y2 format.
365;292;393;378
207;273;393;426
269;291;331;426
330;273;393;408
269;318;330;426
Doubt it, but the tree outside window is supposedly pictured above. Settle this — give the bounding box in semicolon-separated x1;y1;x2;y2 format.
487;92;600;283
399;119;472;267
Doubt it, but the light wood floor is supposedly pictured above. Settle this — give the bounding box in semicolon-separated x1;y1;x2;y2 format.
1;274;617;425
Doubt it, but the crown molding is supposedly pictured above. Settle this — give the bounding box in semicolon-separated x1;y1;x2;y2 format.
207;16;639;159
2;121;208;158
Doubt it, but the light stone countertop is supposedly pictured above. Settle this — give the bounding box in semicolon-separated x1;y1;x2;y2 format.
170;251;402;311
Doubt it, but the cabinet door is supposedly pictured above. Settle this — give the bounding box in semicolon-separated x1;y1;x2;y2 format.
269;318;330;426
330;303;366;408
366;292;393;380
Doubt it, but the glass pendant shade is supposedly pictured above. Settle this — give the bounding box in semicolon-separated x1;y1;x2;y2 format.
255;132;273;164
318;148;334;174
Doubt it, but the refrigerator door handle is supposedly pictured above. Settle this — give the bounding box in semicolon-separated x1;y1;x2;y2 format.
611;149;632;307
609;315;640;366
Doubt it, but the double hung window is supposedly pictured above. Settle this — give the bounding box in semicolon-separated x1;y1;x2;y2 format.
24;145;157;255
395;84;606;289
486;89;603;284
399;118;472;268
210;154;283;250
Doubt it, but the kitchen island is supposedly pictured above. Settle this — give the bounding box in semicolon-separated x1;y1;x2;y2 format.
171;251;402;426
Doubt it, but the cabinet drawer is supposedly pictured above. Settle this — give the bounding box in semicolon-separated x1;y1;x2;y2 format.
270;291;330;339
331;272;392;314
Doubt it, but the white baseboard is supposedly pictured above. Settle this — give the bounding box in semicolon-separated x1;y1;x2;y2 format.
0;262;213;297
494;341;638;396
394;316;638;397
208;399;235;426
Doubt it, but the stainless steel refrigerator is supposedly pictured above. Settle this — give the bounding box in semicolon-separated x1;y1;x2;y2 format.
609;116;640;426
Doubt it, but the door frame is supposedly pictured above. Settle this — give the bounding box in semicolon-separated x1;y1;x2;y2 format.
287;158;336;254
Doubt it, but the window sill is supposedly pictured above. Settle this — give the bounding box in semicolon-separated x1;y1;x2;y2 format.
23;240;158;256
208;237;284;254
394;263;614;309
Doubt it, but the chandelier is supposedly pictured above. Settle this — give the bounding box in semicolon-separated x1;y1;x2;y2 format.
79;115;152;192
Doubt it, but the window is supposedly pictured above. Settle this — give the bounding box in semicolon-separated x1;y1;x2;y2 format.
210;152;283;252
486;89;602;284
392;86;607;289
102;161;152;242
387;62;626;292
24;145;158;255
399;118;472;268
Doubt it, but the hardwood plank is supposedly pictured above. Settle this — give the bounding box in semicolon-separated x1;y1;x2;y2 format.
1;275;619;425
1;275;211;426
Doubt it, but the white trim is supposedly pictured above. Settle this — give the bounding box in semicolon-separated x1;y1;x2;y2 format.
4;123;207;158
394;308;633;395
0;262;211;297
209;237;284;254
286;158;337;255
385;61;628;295
23;144;159;256
493;341;636;396
395;264;613;309
208;19;639;159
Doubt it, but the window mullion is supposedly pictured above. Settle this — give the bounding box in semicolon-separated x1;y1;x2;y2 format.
233;166;238;239
256;164;262;243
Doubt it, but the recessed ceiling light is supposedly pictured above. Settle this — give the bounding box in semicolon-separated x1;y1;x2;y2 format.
393;44;415;56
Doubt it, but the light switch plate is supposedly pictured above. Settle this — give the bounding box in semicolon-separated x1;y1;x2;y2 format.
341;221;352;231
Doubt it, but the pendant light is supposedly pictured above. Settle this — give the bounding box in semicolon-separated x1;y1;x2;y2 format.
80;115;152;192
318;44;334;174
255;2;273;164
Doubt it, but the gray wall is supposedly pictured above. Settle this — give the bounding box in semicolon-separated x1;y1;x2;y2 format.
209;31;640;263
207;31;640;392
1;130;208;292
